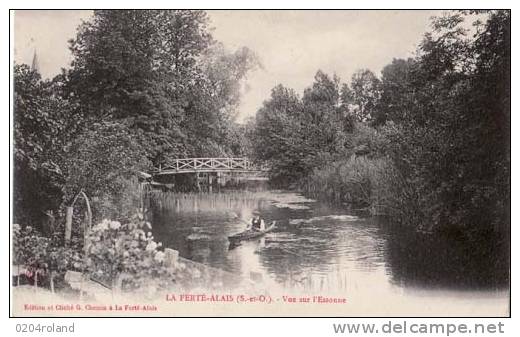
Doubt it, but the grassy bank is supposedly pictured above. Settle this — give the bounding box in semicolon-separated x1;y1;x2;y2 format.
299;155;427;231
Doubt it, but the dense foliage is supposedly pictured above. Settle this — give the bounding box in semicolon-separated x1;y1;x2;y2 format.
14;10;258;228
252;72;347;185
86;214;173;291
251;11;510;238
13;65;81;226
12;215;173;293
13;10;259;293
66;10;258;163
12;224;83;288
12;10;510;293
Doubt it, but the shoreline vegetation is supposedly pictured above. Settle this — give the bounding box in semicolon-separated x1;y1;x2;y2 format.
13;10;261;297
253;12;510;239
13;10;510;297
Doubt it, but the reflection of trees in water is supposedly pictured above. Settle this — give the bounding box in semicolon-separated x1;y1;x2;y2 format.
153;192;516;293
187;240;233;268
150;192;269;254
258;246;324;290
256;219;386;291
383;227;510;290
150;192;272;213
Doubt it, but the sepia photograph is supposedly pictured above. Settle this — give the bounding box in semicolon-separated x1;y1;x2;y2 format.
10;9;510;317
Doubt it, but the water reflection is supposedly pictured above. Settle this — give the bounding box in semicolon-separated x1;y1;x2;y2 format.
383;225;510;291
150;190;509;314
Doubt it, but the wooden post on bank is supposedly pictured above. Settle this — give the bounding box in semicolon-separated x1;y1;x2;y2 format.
65;190;92;245
65;206;73;243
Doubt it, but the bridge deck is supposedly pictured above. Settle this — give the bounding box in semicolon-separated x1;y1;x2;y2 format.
152;158;267;175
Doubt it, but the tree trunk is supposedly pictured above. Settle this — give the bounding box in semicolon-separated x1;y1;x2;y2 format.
50;271;55;293
65;206;73;243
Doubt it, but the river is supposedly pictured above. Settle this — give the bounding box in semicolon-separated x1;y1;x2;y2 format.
151;190;509;316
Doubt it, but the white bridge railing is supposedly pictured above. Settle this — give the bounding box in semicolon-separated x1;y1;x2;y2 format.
153;158;267;175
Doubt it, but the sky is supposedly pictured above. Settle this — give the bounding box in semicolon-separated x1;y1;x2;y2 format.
14;10;441;122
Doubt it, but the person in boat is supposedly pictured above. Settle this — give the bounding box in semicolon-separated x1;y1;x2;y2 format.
247;213;265;231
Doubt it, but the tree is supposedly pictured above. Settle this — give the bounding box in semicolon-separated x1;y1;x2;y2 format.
382;11;510;236
66;10;258;163
252;71;347;186
252;85;306;185
348;69;381;123
300;71;345;163
338;83;357;132
375;58;416;125
62;121;151;220
66;10;213;164
180;44;260;156
13;64;81;227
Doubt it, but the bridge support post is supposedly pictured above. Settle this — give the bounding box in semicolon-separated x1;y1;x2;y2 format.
195;173;201;192
216;172;222;191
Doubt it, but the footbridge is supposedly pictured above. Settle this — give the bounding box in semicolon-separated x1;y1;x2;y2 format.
150;157;267;176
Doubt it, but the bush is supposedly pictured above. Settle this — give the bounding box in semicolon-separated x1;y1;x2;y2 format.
13;212;175;294
93;176;146;221
85;212;173;292
303;156;394;215
62;122;151;221
12;224;83;289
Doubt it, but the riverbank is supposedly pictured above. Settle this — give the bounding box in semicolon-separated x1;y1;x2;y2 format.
12;190;510;317
12;247;265;317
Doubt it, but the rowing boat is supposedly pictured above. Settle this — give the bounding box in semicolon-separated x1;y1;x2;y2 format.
228;221;276;243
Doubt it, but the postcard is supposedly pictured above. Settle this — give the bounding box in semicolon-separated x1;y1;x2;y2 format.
10;9;510;317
